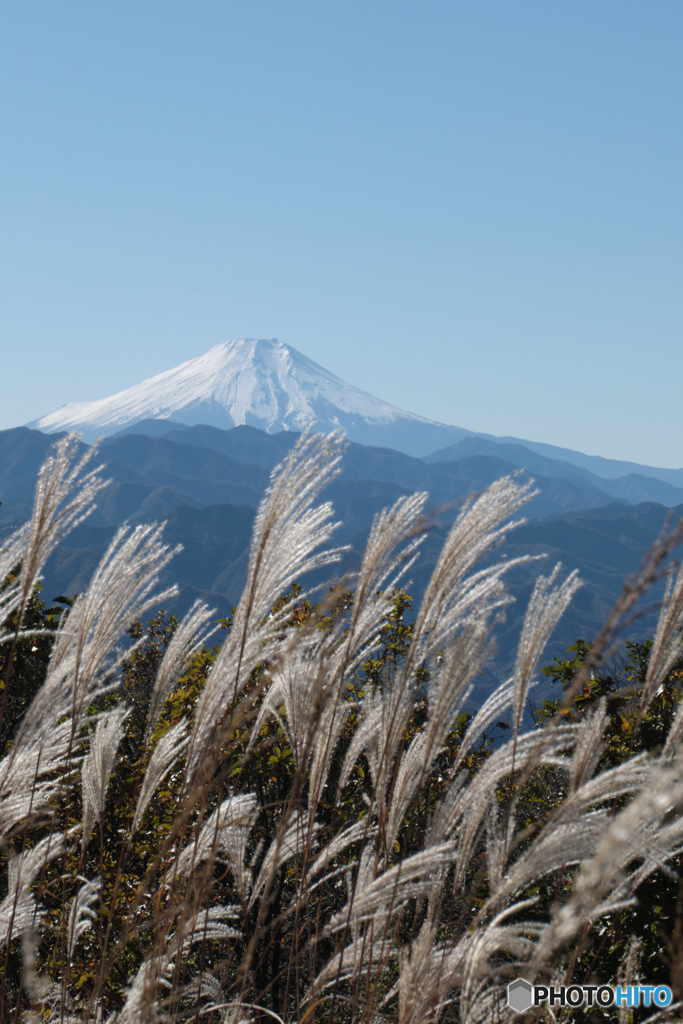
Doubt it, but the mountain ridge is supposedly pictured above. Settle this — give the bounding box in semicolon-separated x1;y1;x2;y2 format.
427;437;683;506
27;338;468;456
3;422;681;687
0;425;622;532
26;337;683;483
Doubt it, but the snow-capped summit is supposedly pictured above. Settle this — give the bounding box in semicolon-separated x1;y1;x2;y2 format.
27;338;469;455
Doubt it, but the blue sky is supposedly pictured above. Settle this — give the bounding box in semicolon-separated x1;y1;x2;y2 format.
2;1;682;466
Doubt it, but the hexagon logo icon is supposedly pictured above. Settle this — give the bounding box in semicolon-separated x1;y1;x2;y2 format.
507;978;533;1013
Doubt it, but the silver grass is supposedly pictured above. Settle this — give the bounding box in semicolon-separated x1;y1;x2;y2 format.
250;638;326;769
184;972;221;1005
67;878;100;961
327;490;429;681
186;432;347;785
306;935;389;1000
512;565;581;744
384;732;428;855
353;842;376;903
459;902;544;1021
306;818;376;882
20;926;51;1006
0;836;64;949
176;905;241;949
624;800;683;892
6;439;679;1023
0;522;29;627
530;755;683;972
485;804;516;898
408;475;537;670
421;610;496;776
115;953;175;1024
460;987;507;1024
131;722;189;836
0;835;64;947
351;491;428;599
119;909;239;1024
18;523;180;747
568;698;607;793
450;728;580;888
236;488;423;842
554;515;683;715
451;677;513;773
663;697;683;755
0;718;77;834
618;936;642;1024
250;812;316;906
81;707;129;846
348;619;496;844
307;686;352;817
144;599;216;742
385;879;467;1024
307;491;430;811
7;833;65;898
547;752;651;827
389;905;540;1024
340;624;479;823
488;814;611;908
247;630;341;834
170;793;258;888
424;771;468;850
344;479;538;831
322;843;454;938
307;838;401;1002
396;919;443;1024
642;557;683;718
0;434;106;630
219;807;262;905
64;523;180;716
336;689;383;800
0;891;40;949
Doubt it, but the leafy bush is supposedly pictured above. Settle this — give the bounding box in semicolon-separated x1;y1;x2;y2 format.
2;432;683;1023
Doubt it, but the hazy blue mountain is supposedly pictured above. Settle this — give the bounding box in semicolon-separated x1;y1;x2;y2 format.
36;498;679;697
426;437;683;507
111;418;190;438
1;427;627;541
601;474;683;505
0;427;86;526
425;437;606;483
158;423;298;468
143;427;621;518
4;423;682;690
472;432;683;488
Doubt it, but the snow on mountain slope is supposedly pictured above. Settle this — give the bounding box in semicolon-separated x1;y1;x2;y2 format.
24;336;683;484
27;338;470;455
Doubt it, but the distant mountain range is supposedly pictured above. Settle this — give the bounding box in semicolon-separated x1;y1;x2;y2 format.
426;437;683;506
2;422;681;697
0;422;634;531
26;338;683;487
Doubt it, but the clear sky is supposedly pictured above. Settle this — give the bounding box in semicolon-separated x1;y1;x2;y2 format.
2;1;682;466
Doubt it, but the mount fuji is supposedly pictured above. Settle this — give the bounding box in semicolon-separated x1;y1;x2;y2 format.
28;338;470;456
26;338;683;485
